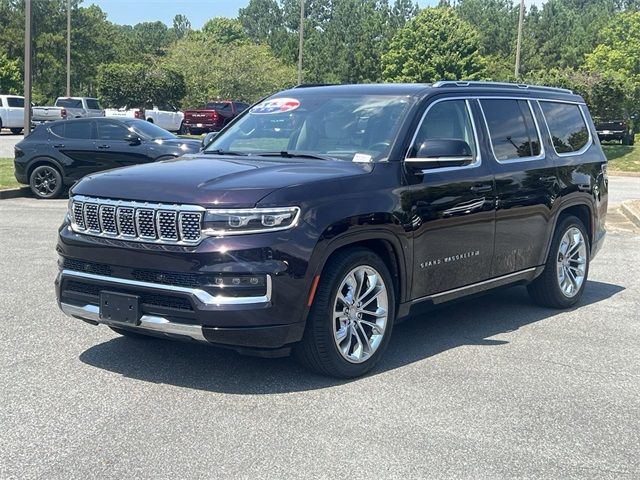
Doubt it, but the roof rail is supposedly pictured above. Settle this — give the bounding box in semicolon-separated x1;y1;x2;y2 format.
292;83;338;89
432;80;573;95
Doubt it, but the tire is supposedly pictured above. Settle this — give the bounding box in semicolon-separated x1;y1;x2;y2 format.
629;135;635;146
295;248;396;378
29;164;64;199
622;135;630;146
528;215;590;309
146;118;154;123
109;326;155;340
179;122;188;135
10;127;22;135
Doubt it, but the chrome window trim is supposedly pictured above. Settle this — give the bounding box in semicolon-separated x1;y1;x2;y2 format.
536;100;593;158
477;98;546;164
61;269;272;306
405;97;482;173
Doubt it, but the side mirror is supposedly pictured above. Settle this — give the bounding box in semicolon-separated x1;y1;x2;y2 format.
125;133;142;145
405;139;474;170
201;131;217;150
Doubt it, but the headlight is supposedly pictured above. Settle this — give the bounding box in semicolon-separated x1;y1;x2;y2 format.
202;206;300;236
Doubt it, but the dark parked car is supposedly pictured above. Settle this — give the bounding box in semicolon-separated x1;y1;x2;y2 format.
56;82;608;378
182;100;250;134
595;119;635;145
14;117;201;199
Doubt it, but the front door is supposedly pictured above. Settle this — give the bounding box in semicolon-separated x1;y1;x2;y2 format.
94;120;153;168
404;98;496;299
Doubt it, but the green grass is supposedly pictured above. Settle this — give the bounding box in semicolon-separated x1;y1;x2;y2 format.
602;134;640;173
0;158;20;190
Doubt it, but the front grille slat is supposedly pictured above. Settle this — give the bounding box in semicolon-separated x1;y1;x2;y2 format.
70;197;203;245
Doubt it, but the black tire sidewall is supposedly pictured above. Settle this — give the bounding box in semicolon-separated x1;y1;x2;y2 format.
29;165;63;199
301;249;396;378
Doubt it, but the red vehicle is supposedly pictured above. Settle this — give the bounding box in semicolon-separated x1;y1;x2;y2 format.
181;100;250;134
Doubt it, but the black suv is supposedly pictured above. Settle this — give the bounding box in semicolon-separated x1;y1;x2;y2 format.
595;119;635;145
56;82;608;378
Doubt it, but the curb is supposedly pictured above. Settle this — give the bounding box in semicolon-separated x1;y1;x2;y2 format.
609;171;640;178
0;187;31;199
621;200;640;228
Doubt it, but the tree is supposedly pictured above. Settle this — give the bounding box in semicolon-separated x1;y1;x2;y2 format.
0;52;21;94
382;8;486;83
172;14;191;39
202;17;248;44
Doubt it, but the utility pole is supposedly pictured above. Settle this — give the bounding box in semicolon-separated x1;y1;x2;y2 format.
514;0;525;78
297;0;304;84
24;0;32;135
66;0;71;96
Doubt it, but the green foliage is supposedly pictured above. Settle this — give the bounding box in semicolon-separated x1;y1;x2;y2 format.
161;33;297;106
172;14;191;39
382;8;486;83
0;52;21;94
202;17;248;44
96;63;186;108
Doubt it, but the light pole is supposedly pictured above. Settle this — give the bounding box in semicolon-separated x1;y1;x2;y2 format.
297;0;304;84
66;0;71;96
514;0;525;78
24;0;32;135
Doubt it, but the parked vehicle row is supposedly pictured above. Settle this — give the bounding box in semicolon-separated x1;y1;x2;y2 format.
105;105;184;132
14;117;201;199
53;81;608;378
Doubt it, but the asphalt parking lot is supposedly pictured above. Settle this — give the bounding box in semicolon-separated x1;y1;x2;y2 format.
1;192;639;479
0;131;22;158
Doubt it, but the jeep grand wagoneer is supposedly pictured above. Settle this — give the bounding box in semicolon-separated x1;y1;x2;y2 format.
56;82;607;378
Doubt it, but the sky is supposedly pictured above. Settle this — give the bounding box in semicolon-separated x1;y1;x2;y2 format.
87;0;545;29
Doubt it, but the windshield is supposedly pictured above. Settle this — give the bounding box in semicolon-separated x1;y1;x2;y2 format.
206;93;413;161
122;119;176;139
56;98;83;108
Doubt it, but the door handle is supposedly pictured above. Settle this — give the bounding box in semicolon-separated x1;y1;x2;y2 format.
53;144;64;148
97;144;111;149
539;176;556;183
470;184;493;193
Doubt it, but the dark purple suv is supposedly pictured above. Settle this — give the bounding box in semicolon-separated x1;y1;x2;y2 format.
56;82;608;378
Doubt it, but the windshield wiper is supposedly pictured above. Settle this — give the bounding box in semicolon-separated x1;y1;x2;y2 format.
256;151;335;161
203;149;249;156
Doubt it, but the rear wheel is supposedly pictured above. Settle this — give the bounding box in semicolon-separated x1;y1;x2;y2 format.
528;215;589;308
622;134;630;145
295;248;395;378
179;122;188;135
629;134;635;146
10;127;22;135
29;164;63;199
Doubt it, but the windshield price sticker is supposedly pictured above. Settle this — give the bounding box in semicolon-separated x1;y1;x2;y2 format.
251;98;301;115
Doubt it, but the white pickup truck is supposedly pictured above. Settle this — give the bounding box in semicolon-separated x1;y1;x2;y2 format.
0;94;26;134
105;105;184;132
32;96;104;124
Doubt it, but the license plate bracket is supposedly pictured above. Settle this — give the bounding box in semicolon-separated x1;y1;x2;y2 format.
99;291;140;325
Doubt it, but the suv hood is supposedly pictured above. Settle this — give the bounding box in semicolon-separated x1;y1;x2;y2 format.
71;155;373;207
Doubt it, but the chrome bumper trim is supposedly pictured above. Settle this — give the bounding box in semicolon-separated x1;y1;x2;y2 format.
61;269;272;306
60;302;207;342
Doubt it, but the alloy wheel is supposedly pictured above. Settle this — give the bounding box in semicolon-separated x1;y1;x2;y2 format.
33;167;59;197
555;227;587;298
332;265;389;363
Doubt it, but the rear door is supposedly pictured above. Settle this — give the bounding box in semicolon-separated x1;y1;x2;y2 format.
49;120;98;181
84;98;104;118
405;97;497;298
94;120;154;167
478;97;558;276
6;96;25;128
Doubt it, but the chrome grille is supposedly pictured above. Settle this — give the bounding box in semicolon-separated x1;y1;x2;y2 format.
157;211;178;240
69;196;203;245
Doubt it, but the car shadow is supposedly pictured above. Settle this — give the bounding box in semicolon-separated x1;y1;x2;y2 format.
79;280;624;394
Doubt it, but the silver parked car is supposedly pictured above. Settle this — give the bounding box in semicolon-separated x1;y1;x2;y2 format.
54;97;105;118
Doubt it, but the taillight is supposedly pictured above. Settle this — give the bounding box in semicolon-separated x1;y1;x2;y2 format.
60;108;67;119
134;110;141;118
211;111;219;120
14;146;24;158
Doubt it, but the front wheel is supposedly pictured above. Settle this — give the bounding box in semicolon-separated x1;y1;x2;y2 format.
528;215;589;308
29;164;63;199
295;248;395;378
10;128;23;135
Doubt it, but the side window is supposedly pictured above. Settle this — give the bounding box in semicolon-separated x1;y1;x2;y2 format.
236;103;250;112
85;99;101;110
539;101;589;153
480;99;541;161
7;97;25;108
64;120;94;139
97;121;130;141
411;99;478;160
0;97;4;107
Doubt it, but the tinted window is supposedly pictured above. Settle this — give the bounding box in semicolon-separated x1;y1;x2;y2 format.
412;100;477;159
121;119;174;139
481;99;541;160
236;103;250;112
540;102;589;153
206;102;232;111
85;99;101;110
7;97;24;108
97;121;130;140
56;98;83;108
64;121;93;139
